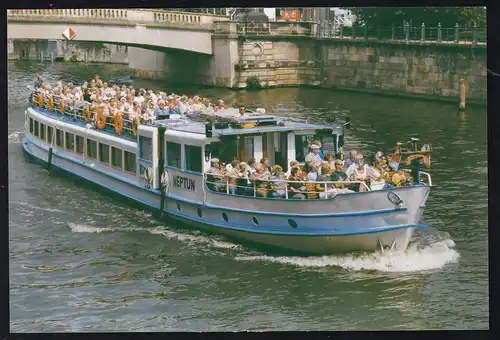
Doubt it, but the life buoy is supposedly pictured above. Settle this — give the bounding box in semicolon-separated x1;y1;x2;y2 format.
144;166;154;184
38;94;45;107
114;112;123;135
95;107;106;130
58;100;65;114
48;96;54;111
83;106;91;122
132;116;140;136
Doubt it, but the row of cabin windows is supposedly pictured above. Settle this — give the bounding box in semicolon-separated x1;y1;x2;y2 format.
29;117;136;174
30;117;203;174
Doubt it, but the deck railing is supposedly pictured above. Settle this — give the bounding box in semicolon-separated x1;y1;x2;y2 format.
204;174;372;200
30;91;139;139
204;169;432;199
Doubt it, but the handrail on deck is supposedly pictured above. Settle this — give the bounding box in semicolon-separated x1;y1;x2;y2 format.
203;173;371;199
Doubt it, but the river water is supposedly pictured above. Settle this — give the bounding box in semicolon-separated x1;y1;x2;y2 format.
8;61;488;331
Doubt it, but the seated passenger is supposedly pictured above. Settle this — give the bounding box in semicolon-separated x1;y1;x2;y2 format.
346;154;370;192
287;167;307;200
370;156;387;190
270;165;287;198
206;158;224;192
260;158;271;175
330;159;349;189
154;100;170;118
251;164;270;198
236;162;251;195
226;160;241;195
285;160;299;178
316;164;335;199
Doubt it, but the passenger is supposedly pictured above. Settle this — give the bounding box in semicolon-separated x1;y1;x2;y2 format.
285;160;299;178
154;100;170;118
247;158;257;175
324;153;335;170
287;167;307;200
317;164;336;199
369;156;386;191
260;158;271;175
206;158;224;192
344;150;357;168
346;154;370;192
251;164;270;198
270;165;287;198
312;140;325;160
226;160;241;195
236;162;251;195
306;162;318;182
305;144;323;168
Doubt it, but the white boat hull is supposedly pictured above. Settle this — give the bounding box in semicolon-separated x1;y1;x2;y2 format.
22;132;430;254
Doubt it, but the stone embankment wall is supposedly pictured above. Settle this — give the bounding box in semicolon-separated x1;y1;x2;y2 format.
318;41;487;103
234;40;320;88
233;37;486;104
7;39;128;64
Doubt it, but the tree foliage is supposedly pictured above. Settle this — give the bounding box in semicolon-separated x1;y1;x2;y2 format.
349;7;486;27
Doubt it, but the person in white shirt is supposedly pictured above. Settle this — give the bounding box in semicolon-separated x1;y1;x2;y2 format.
305;144;323;169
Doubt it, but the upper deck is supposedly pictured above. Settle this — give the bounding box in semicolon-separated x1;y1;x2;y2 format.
30;91;347;142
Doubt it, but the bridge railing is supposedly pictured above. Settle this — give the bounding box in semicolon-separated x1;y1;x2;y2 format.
316;22;486;45
215;21;317;37
7;9;229;26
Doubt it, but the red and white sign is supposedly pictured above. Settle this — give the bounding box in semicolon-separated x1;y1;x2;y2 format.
62;27;76;40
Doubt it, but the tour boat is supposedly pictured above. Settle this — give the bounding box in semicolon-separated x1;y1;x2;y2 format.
22;90;433;254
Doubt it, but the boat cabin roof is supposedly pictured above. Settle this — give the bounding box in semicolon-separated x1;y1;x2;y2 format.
154;108;345;138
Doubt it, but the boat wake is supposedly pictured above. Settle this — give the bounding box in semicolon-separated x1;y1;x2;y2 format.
9;131;24;143
235;238;459;273
67;223;241;250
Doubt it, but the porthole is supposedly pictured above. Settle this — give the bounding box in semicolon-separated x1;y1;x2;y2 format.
252;216;259;226
288;219;298;229
222;212;229;223
176;203;181;212
197;208;202;218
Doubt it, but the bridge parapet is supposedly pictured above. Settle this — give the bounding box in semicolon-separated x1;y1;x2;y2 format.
214;21;318;37
7;9;229;27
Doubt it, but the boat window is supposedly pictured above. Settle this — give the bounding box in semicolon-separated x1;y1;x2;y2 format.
40;123;46;141
295;135;313;162
139;136;153;161
124;151;136;174
209;136;238;164
47;126;53;143
243;136;254;161
34;120;39;137
166;142;181;168
65;132;74;152
99;142;110;165
75;135;84;154
295;133;335;162
56;129;64;147
29;118;33;134
111;147;123;170
185;145;202;173
86;139;97;159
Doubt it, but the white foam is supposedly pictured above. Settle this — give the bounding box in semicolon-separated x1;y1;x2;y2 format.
68;223;114;233
8;131;23;142
67;223;241;250
235;239;460;273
